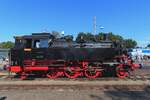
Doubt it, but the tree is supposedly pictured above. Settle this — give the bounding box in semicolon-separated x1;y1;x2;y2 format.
76;32;86;42
123;39;137;48
99;32;104;40
86;33;95;42
0;41;14;48
76;32;95;42
76;32;137;48
108;32;123;42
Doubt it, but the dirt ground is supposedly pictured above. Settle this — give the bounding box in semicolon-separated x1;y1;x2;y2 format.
0;85;150;100
0;79;150;100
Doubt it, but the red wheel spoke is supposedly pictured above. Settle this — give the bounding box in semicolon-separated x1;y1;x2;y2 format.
65;66;80;78
47;69;60;78
84;66;102;78
116;64;128;78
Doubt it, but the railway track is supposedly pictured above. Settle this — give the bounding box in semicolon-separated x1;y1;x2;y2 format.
0;72;150;91
0;74;150;81
0;84;149;91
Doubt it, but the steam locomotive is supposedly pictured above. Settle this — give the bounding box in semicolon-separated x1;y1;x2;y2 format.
8;33;139;79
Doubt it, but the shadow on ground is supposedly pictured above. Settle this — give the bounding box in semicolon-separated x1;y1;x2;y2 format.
90;86;150;100
0;96;7;100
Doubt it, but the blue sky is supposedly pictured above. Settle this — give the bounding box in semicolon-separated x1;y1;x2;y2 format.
0;0;150;47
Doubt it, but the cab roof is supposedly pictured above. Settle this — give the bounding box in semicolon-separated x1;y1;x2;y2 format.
14;33;52;40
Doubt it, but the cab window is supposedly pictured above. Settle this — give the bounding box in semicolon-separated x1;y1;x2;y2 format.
25;39;32;48
33;40;40;48
32;39;48;48
40;39;48;48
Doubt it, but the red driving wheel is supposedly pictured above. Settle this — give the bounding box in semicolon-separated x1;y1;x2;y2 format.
84;66;102;78
116;64;128;78
65;66;80;78
47;69;59;78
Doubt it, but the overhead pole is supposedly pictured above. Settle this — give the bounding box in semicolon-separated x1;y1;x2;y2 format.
93;16;97;35
93;16;97;41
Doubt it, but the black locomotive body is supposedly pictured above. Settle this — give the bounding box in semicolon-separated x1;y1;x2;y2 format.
8;33;139;79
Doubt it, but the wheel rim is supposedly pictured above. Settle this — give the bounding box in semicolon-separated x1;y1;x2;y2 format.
47;70;59;78
65;66;80;78
116;64;128;78
84;66;101;78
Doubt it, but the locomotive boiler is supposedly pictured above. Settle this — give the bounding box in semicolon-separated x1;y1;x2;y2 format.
8;33;139;79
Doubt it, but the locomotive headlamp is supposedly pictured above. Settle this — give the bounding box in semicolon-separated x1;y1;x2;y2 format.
24;48;32;51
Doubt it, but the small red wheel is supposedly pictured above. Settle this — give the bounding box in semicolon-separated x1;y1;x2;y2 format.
116;64;128;78
65;66;80;78
47;70;59;78
84;66;102;78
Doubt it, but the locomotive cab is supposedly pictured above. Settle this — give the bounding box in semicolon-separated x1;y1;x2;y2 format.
9;33;51;71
